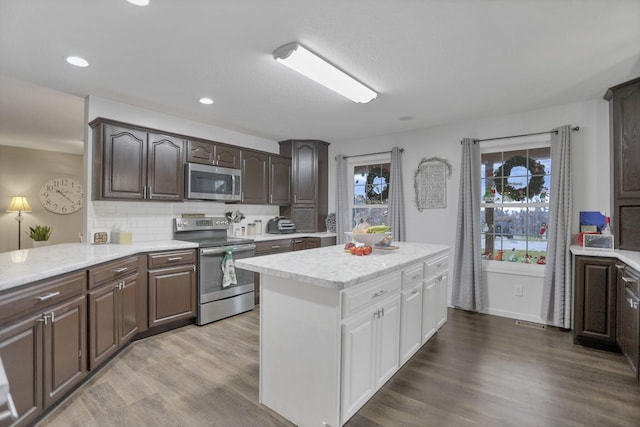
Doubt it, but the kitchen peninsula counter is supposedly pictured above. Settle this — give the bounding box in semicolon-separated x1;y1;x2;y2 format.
0;241;198;292
236;241;450;427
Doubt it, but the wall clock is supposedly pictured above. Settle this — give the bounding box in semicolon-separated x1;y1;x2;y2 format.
39;177;83;214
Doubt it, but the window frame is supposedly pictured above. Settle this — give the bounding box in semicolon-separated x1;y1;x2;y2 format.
479;135;551;275
347;153;391;229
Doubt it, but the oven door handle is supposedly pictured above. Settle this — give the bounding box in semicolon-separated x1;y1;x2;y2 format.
200;244;256;256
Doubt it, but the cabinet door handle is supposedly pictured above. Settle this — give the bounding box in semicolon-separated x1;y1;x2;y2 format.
143;186;147;199
372;290;387;298
113;267;128;274
167;257;183;261
37;314;50;325
412;289;420;295
615;264;626;271
36;291;60;302
629;298;639;309
381;307;385;317
49;312;55;323
148;185;152;200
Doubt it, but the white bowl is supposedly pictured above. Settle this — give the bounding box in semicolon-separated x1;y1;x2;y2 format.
345;232;392;246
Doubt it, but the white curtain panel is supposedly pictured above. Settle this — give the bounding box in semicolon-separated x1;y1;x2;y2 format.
541;125;573;328
388;147;406;241
451;138;485;311
335;154;350;245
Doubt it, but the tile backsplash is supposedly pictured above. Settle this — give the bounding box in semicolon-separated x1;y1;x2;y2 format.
87;200;279;242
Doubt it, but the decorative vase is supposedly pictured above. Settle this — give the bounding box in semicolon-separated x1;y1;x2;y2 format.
32;240;50;248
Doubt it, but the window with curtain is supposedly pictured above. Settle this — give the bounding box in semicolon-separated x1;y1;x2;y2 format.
349;155;391;228
480;144;551;263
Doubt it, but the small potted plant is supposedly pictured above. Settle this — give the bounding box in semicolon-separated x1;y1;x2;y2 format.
29;225;52;247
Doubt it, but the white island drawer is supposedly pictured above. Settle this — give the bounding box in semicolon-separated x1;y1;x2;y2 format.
402;263;425;290
341;271;400;318
426;255;448;277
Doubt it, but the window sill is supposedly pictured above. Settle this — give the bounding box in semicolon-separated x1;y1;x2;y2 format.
482;260;545;278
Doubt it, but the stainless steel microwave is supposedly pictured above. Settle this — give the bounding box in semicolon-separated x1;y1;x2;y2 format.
185;163;242;201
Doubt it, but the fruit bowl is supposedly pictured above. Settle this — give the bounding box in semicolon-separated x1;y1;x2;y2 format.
345;232;392;246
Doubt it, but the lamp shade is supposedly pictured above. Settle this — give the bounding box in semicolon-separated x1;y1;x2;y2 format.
6;196;32;212
273;42;377;104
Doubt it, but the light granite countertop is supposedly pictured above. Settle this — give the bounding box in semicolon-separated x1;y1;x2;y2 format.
0;241;198;292
571;245;640;271
235;241;449;289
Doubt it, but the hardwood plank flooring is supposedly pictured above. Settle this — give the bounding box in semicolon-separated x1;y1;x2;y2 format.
37;308;640;427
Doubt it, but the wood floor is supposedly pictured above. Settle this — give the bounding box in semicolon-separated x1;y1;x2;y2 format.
37;308;640;427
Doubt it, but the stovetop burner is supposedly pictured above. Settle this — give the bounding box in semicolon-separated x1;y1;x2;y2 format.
173;217;254;248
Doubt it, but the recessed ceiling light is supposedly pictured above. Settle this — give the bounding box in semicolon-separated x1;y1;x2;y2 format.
199;97;214;105
66;56;89;67
126;0;150;6
398;116;413;121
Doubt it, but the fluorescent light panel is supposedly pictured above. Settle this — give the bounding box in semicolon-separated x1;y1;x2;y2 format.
273;42;377;104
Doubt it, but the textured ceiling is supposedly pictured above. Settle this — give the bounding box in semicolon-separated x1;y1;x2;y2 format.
1;0;639;154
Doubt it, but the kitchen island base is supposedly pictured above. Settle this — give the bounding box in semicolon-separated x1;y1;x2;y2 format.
251;244;449;427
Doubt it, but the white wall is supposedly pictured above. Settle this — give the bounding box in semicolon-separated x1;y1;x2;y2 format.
329;98;611;323
84;96;280;241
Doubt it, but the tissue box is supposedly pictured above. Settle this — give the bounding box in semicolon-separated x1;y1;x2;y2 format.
583;233;614;250
111;231;133;244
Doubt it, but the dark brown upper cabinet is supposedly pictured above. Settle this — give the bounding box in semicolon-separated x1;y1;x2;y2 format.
186;139;240;169
91;118;185;201
279;140;330;232
269;155;291;205
605;76;640;251
241;151;269;204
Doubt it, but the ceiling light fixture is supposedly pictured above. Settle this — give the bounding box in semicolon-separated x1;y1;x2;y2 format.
66;56;89;67
126;0;150;6
199;97;214;105
272;42;377;104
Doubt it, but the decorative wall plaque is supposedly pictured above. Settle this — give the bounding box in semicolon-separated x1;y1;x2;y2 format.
414;157;452;211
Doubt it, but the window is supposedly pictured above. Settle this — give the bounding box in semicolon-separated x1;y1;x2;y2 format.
348;156;391;228
480;144;551;263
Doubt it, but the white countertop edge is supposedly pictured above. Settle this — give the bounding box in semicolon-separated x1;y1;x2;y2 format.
236;243;450;290
571;245;640;271
0;241;198;292
246;232;336;241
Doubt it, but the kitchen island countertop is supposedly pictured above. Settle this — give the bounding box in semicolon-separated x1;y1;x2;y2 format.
235;241;449;289
0;241;198;292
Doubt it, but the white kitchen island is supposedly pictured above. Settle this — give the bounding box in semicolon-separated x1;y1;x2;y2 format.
235;242;449;427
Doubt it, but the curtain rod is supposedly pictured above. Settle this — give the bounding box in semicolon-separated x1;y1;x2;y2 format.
335;148;404;160
467;126;580;144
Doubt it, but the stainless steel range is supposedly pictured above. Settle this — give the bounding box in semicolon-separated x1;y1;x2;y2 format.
174;217;255;325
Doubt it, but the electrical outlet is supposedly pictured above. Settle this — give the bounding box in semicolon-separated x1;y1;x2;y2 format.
514;285;524;297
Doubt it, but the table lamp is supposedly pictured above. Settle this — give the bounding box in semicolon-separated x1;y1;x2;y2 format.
6;196;32;250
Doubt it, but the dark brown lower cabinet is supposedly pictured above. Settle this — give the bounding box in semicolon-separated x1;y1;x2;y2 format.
88;273;139;370
0;295;86;427
148;264;196;327
618;265;640;380
573;256;618;349
0;315;43;427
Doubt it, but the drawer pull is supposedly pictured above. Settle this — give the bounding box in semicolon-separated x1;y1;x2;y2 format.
412;289;420;295
36;291;60;302
372;290;387;298
113;267;128;274
271;245;281;249
167;257;183;261
616;264;626;271
411;274;421;281
622;276;638;285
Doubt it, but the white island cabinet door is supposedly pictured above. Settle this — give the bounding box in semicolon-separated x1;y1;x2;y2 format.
376;294;401;388
437;272;449;328
400;282;423;364
422;277;439;344
341;308;376;423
